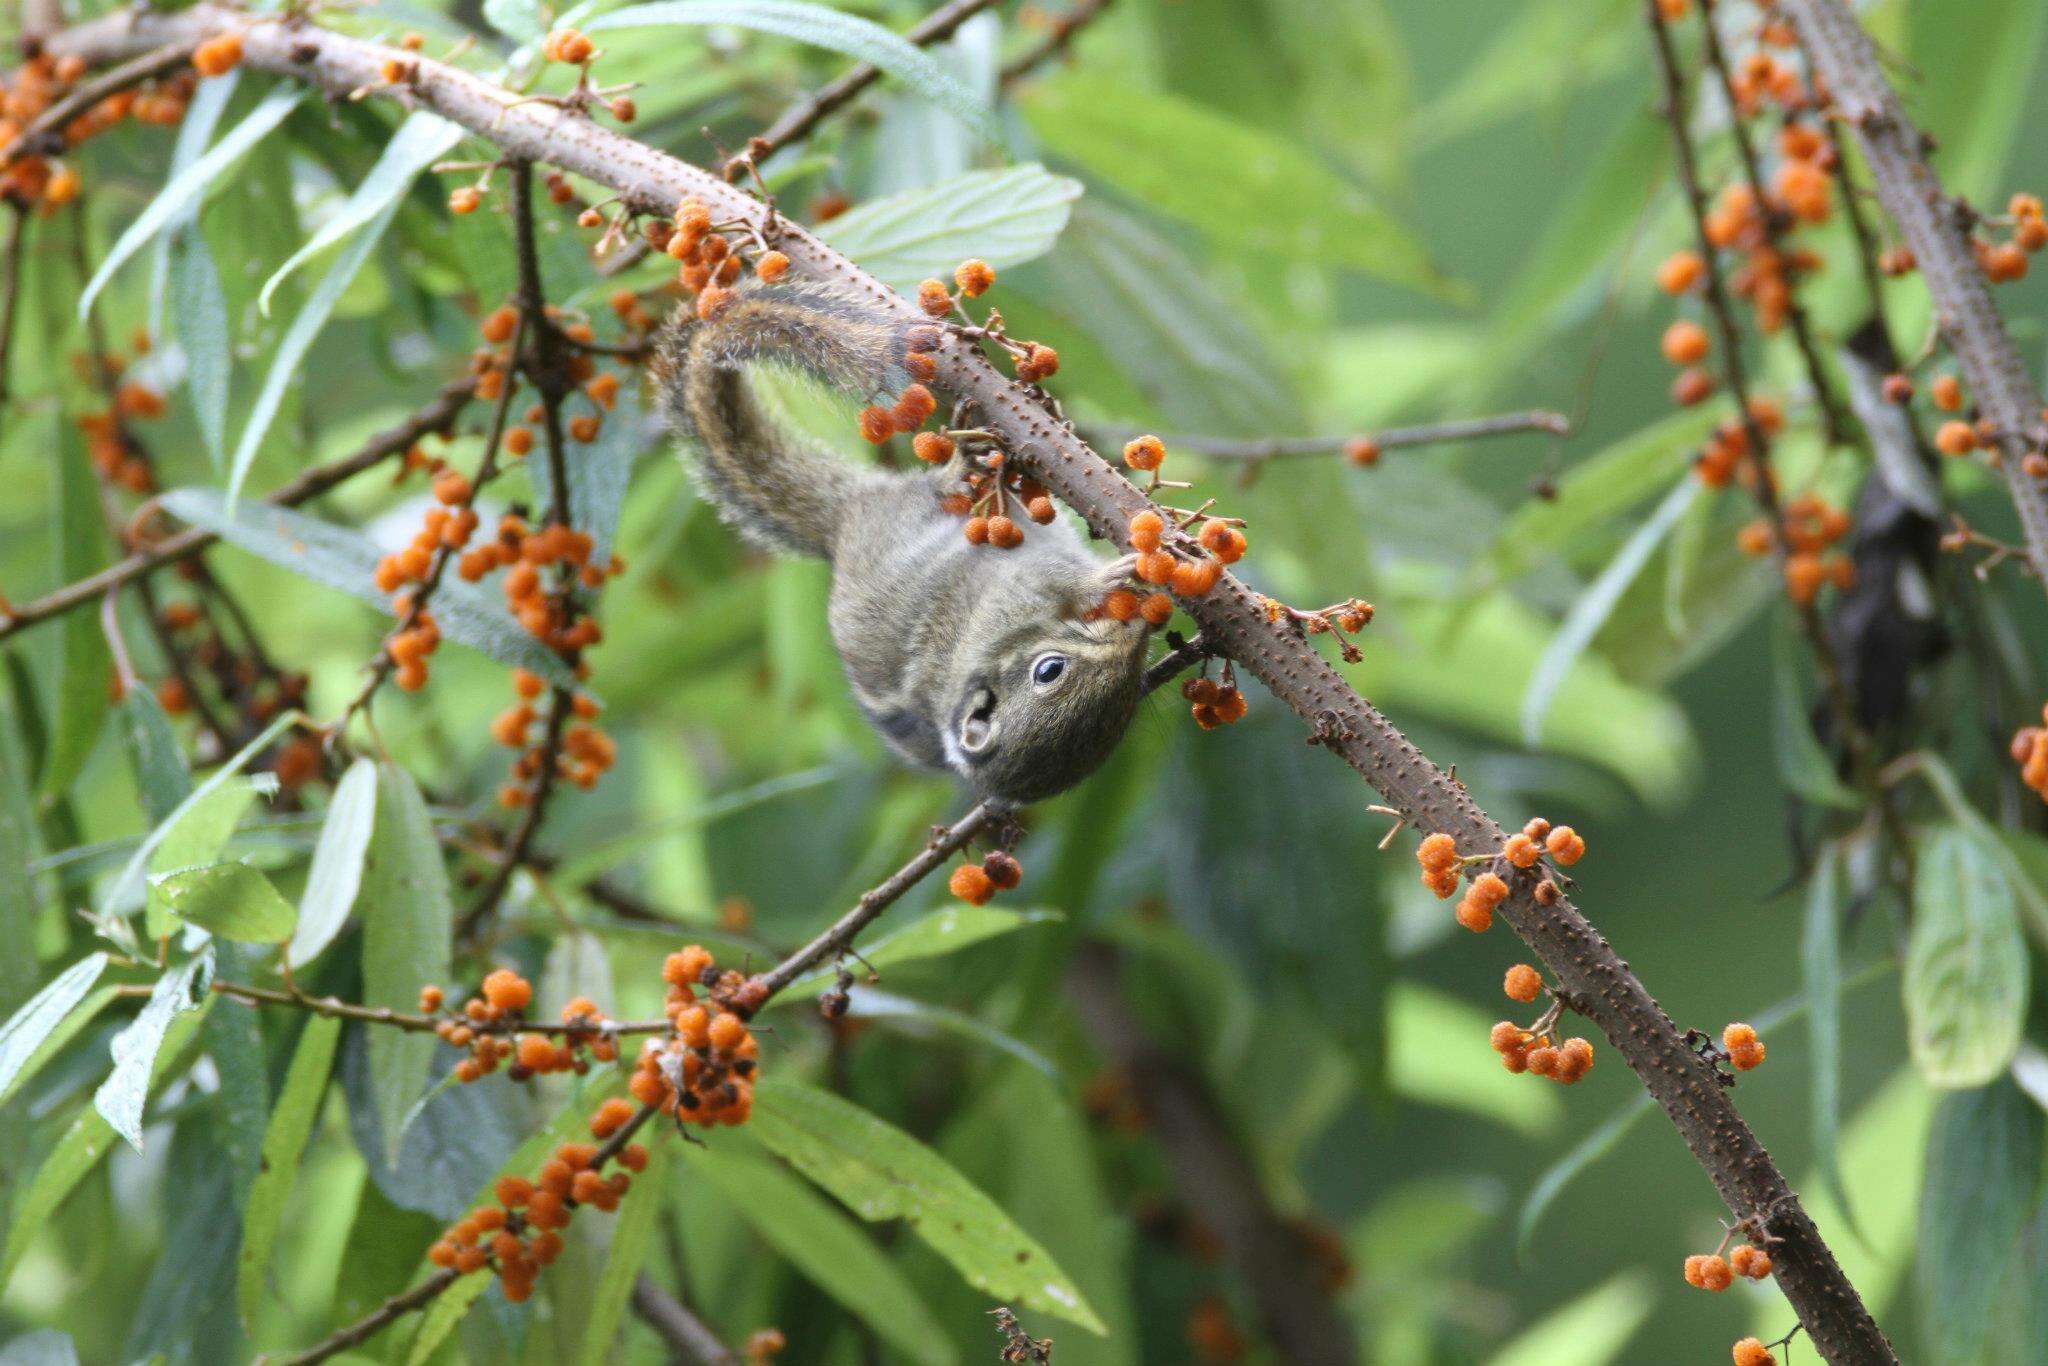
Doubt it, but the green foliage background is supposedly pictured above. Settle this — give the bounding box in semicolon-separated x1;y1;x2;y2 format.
3;0;2048;1362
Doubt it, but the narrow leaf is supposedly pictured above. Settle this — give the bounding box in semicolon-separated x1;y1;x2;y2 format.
41;419;111;801
1906;825;2028;1088
1770;618;1862;810
576;1140;670;1366
683;1141;952;1366
93;952;211;1150
815;164;1082;293
289;757;378;967
171;228;232;470
261;112;464;315
0;989;117;1111
779;904;1057;999
363;763;454;1164
159;490;578;687
148;68;241;338
587;1;997;143
228;198;401;505
751;1076;1105;1332
79;87;303;320
1916;1078;2043;1360
152;862;298;942
238;1013;342;1333
1802;844;1855;1226
0;954;108;1104
843;988;1061;1081
120;687;192;824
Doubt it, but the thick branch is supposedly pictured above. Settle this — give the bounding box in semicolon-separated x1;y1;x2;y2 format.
0;375;477;641
47;9;1890;1358
1781;0;2048;593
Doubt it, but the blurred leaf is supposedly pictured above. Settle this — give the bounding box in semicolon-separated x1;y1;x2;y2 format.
289;757;378;968
1906;0;2048;202
0;1330;78;1365
683;1140;953;1366
751;1076;1106;1332
102;710;297;917
1515;1092;1653;1260
119;688;191;824
0;1001;212;1284
816;164;1082;293
151;862;297;943
0;954;108;1105
261;113;464;316
551;764;842;888
1416;0;1634;154
1994;1196;2048;1366
78;87;303;320
41;420;111;802
587;2;997;142
1486;1270;1652;1366
93;951;211;1151
228;199;402;505
148;69;240;338
576;1138;668;1366
363;763;454;1165
238;1013;341;1334
1906;825;2027;1088
781;904;1058;999
159;491;577;687
172;228;232;470
205;984;269;1199
528;391;646;564
1023;72;1449;296
1770;621;1862;810
1916;1078;2043;1361
483;0;547;42
1802;844;1854;1226
1991;828;2048;950
1391;984;1561;1139
1522;477;1695;746
841;987;1061;1082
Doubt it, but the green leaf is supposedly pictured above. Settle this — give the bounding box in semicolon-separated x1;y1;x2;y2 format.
261;112;464;316
1515;1091;1655;1259
288;757;378;968
0;954;109;1105
815;164;1083;293
148;68;240;338
1391;983;1561;1139
750;1076;1105;1332
1521;478;1696;746
683;1141;952;1366
171;228;232;471
119;687;192;824
587;2;998;143
41;418;111;802
780;904;1058;998
143;773;261;939
1916;1078;2043;1361
93;952;211;1150
576;1139;670;1366
0;1330;79;1365
1905;0;2048;202
363;763;454;1164
151;862;298;942
1770;621;1862;810
1023;72;1448;296
1486;1270;1653;1366
158;490;578;688
1906;825;2028;1088
1802;844;1854;1226
0;1001;209;1284
238;1013;342;1334
228;198;402;505
483;0;547;41
79;87;304;320
842;988;1061;1082
1415;0;1635;155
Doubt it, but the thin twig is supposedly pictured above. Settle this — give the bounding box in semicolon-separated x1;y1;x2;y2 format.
1780;0;2048;596
0;377;477;642
48;9;1894;1357
0;42;190;168
113;976;672;1035
261;1269;463;1366
1088;409;1569;464
632;1276;737;1365
998;0;1116;87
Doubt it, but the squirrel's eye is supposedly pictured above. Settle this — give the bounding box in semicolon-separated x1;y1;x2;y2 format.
1031;653;1068;687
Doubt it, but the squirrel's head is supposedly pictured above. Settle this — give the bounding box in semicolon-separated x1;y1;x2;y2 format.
944;612;1148;806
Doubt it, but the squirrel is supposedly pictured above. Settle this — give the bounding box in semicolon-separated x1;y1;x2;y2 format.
654;281;1150;806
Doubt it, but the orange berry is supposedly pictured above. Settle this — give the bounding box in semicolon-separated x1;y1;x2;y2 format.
495;1176;533;1208
917;278;952;317
569;414;600;443
709;1012;748;1051
1730;1040;1767;1070
1931;374;1963;411
986;515;1024;549
482;968;532;1013
419;985;445;1012
1657;250;1704;294
1696;1254;1733;1291
1661;319;1710;365
1936;420;1976;456
590;1096;636;1138
949;863;995;905
1489;1021;1528;1055
962;516;990;545
911;432;954;464
1170;558;1221;597
1544;825;1585;865
450;186;483;215
428;1240;459;1268
1344;437;1381;467
1102;589;1139;621
1732;1339;1776;1366
1469;872;1508;907
1139;592;1173;626
665;946;714;986
515;1034;554;1071
1129;510;1165;552
1122;435;1166;472
756;250;790;282
192;33;245;78
1503;964;1542;1003
954;258;995;296
1672;366;1716;407
620;1143;649;1172
1729;1244;1772;1279
858;406;893;444
455;1245;488;1273
1558;1036;1594;1078
1417;832;1457;872
1503;833;1540;869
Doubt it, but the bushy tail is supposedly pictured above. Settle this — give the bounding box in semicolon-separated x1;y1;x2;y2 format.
655;282;906;559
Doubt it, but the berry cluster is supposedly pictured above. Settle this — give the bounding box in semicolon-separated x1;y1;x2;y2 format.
150;595;314;768
423;971;621;1084
1415;819;1579;927
624;947;762;1126
912;259;1058;382
1181;673;1249;730
1736;491;1854;603
77;358;166;494
1721;1021;1766;1072
3;44;208;212
1490;1020;1595;1085
1683;1242;1774;1292
1689;396;1783;488
948;849;1023;906
2012;702;2048;803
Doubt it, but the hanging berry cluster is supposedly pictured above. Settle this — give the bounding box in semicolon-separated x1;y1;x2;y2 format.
1180;671;1248;730
624;946;762;1126
1730;1338;1781;1366
1720;1021;1766;1071
1489;962;1595;1084
151;595;313;769
2012;703;2048;804
1257;592;1374;663
948;849;1022;906
1683;1240;1775;1294
1415;818;1578;930
3;40;223;211
76;346;166;494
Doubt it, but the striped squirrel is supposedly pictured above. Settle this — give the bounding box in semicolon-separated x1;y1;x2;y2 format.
655;282;1150;806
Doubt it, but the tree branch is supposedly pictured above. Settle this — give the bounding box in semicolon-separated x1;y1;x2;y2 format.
1086;409;1568;465
46;9;1892;1358
1781;0;2048;595
631;1276;737;1366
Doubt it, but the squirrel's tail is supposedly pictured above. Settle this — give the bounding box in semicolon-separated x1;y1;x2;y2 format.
654;281;907;559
